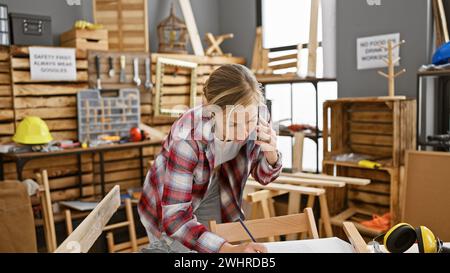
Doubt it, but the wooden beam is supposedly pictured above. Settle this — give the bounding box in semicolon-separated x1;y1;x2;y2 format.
343;222;369;253
55;185;121;253
179;0;205;56
307;0;320;77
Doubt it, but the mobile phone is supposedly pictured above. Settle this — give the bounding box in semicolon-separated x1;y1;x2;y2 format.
257;101;270;141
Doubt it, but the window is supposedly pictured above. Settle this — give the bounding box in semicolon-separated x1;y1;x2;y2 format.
260;0;338;172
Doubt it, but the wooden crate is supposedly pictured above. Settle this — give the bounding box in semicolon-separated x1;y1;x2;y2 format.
93;0;149;52
10;46;88;141
0;46;14;144
322;97;415;234
60;29;109;51
323;97;416;168
323;163;400;237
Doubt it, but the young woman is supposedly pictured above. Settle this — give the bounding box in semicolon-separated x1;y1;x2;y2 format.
138;64;282;253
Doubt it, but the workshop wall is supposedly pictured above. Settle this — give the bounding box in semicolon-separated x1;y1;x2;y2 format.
336;0;433;98
1;0;222;54
1;0;84;45
218;0;257;66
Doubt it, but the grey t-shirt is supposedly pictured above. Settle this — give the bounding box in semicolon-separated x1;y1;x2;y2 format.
142;170;222;253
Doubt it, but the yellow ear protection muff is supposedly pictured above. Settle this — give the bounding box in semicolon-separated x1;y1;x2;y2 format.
415;226;449;253
383;223;417;253
372;223;450;253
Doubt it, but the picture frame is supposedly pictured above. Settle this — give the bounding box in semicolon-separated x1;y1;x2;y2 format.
154;57;198;116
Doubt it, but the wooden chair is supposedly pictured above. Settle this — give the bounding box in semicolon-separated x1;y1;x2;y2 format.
35;170;57;252
209;208;319;244
245;179;328;240
36;169;147;253
244;189;287;242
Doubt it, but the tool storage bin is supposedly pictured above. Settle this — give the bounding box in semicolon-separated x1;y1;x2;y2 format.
77;89;141;143
9;13;52;46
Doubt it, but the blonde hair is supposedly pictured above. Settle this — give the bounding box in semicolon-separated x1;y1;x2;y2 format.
203;64;264;108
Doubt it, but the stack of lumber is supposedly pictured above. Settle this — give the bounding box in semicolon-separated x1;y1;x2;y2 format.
322;97;416;234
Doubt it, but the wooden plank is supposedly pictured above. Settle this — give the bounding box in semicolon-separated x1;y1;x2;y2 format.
350;144;393;158
343;222;369;253
12;71;88;83
347;201;389;216
13;83;88;96
0;123;14;135
0;136;12;143
349;122;393;135
44;119;78;131
0;62;11;73
0;110;14;121
60;29;108;43
153;85;204;95
50;185;95;203
4;164;92;182
93;158;142;173
94;168;142;183
0;85;12;96
151;74;209;85
178;0;204;56
349;111;393;123
437;0;449;42
49;173;94;190
246;180;325;196
307;0;320;77
15;107;77;119
55;185;120;253
0;49;10;61
3;155;92;174
0;97;12;108
350;133;393;146
348;190;390;207
14;96;76;109
50;131;78;141
0;73;11;84
10;46;87;59
349;181;390;195
345;167;391;182
151;53;245;65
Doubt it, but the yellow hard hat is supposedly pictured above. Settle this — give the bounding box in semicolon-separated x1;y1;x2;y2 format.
13;116;53;145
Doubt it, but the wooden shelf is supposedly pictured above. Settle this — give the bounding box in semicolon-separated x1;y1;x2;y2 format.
417;69;450;77
256;73;336;84
322;159;394;171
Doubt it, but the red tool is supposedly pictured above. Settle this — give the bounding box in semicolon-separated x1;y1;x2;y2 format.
129;127;143;142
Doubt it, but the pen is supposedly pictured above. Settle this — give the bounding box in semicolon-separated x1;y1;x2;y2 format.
238;218;257;242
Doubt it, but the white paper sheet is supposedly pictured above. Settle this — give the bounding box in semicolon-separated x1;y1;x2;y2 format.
263;237;355;253
59;201;99;211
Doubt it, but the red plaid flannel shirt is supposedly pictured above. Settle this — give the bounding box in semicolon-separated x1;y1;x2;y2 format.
138;106;282;253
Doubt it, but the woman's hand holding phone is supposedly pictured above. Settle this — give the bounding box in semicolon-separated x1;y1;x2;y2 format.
256;116;278;166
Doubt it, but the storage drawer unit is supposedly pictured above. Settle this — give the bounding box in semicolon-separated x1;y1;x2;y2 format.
9;13;52;46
